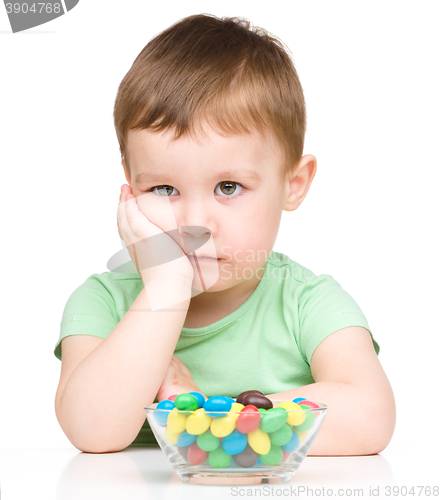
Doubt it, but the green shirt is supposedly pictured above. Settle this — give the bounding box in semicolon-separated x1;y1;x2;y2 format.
54;250;379;448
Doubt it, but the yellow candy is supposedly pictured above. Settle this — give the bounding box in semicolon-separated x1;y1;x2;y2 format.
248;427;271;454
185;408;212;435
167;407;188;434
229;402;244;420
294;429;309;443
277;401;306;426
164;426;181;445
210;414;236;437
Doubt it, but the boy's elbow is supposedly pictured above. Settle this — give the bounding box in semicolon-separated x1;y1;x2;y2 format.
363;386;397;455
72;434;132;454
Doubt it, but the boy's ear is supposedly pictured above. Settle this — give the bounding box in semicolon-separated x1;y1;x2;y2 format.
284;154;317;212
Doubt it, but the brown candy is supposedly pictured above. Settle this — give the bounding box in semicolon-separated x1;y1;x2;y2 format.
241;393;273;410
233;443;258;468
236;390;264;405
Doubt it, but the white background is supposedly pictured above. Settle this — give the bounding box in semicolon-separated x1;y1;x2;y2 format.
0;0;439;486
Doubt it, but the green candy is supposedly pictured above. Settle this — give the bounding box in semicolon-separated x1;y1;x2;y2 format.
197;430;220;452
260;407;287;433
208;446;232;468
174;393;198;414
293;411;316;432
269;423;292;446
258;443;283;466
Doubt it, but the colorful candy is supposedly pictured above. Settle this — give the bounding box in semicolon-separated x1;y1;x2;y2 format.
222;429;247;455
236;405;261;434
174;393;199;413
185;407;211;435
203;396;232;417
153;391;323;469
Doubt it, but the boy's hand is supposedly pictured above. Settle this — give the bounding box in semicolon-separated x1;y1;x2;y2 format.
156;355;206;402
117;184;194;287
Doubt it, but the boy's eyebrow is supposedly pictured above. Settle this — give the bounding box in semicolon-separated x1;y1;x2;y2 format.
135;168;262;184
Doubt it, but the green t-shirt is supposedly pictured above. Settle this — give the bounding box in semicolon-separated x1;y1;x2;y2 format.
54;250;379;448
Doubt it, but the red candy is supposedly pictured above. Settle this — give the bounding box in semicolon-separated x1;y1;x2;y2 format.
298;400;320;408
298;400;320;418
282;449;291;462
167;394;178;402
187;442;209;465
236;405;261;434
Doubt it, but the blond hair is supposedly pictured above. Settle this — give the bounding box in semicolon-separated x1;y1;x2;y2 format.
114;13;306;179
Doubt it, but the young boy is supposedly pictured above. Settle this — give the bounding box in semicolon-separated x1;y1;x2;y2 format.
54;14;395;456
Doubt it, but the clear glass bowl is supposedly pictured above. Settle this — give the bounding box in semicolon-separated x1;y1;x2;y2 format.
144;399;328;485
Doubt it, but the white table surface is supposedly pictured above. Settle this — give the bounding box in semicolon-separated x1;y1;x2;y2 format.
0;443;438;499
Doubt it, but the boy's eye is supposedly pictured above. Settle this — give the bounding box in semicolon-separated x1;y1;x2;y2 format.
148;181;244;198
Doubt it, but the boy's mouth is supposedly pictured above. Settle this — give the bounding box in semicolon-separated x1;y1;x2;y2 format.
187;254;221;261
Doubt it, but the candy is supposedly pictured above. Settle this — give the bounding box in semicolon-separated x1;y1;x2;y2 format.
208;446;232;468
222;429;248;455
294;430;309;443
236;405;261;434
269;423;292;446
260;407;287;433
187;442;209;465
259;443;283;466
282;429;300;452
167;394;178;402
233;443;258;467
247;427;271;455
241;393;273;410
293;397;307;404
299;400;321;419
153;391;323;469
174;393;199;413
188;391;206;409
196;430;220;451
293;408;316;432
210;414;236;437
236;390;264;405
164;426;181;445
154;399;175;426
203;396;232;417
185;407;212;435
277;401;305;426
177;430;197;447
229;402;245;419
167;408;188;434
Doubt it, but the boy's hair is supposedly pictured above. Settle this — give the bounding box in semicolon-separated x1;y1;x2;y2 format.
113;13;306;180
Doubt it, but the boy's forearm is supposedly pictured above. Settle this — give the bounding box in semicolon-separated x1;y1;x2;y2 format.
56;283;191;454
267;381;396;456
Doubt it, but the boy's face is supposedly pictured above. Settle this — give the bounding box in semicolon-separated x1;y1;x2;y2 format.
123;125;310;293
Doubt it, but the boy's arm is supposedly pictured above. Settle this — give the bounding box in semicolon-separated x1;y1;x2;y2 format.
266;326;396;456
55;281;192;454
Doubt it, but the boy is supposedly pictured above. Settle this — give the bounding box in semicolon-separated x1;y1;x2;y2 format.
54;14;395;455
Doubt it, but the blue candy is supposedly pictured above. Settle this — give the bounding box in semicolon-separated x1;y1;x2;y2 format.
154;399;175;426
177;430;197;447
282;430;300;452
188;391;206;409
292;397;307;404
222;429;247;455
203;396;232;417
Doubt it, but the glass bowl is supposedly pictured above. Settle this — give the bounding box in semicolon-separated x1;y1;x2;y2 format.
144;399;328;485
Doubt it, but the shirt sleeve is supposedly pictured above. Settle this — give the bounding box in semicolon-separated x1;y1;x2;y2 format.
297;273;380;365
54;274;120;361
